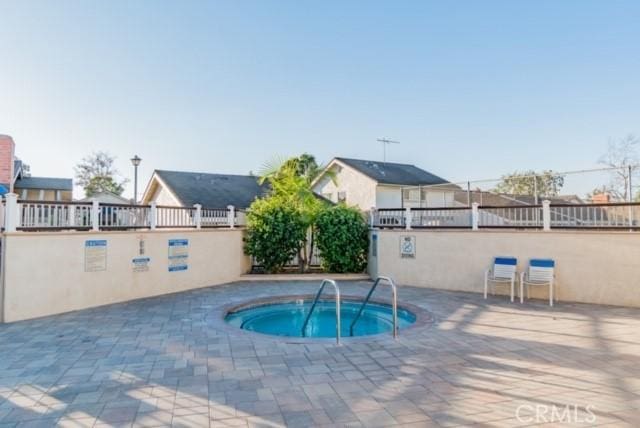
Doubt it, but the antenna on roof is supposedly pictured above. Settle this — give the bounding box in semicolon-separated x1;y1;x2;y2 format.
377;138;400;163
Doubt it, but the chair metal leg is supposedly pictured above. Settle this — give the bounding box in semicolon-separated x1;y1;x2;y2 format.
549;280;554;307
510;278;514;303
519;273;524;304
484;271;488;299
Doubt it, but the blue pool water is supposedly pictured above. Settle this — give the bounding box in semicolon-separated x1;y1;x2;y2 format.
225;299;416;338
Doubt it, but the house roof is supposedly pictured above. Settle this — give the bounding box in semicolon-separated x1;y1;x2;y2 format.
78;191;131;204
13;160;22;179
14;176;73;191
334;157;449;186
153;170;269;208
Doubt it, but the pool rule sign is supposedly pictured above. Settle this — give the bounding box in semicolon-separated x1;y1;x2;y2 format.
168;239;189;272
85;240;107;272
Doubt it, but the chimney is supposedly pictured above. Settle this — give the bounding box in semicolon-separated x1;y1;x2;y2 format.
0;135;15;192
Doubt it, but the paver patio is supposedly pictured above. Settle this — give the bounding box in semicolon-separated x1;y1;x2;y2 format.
1;280;639;427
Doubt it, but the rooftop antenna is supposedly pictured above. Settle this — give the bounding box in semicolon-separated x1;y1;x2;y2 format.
377;138;400;163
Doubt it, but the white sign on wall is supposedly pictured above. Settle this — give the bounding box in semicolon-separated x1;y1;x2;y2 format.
400;235;416;258
85;240;107;272
132;257;150;273
168;239;189;272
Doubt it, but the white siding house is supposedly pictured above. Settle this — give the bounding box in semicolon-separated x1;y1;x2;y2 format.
312;157;455;211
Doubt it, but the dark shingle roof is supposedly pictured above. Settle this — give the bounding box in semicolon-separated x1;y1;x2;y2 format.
155;170;268;209
335;157;449;186
14;176;73;191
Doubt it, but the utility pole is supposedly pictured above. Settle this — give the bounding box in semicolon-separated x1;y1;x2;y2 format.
377;138;400;163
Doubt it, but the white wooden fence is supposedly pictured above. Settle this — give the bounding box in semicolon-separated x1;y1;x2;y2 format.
371;200;640;231
0;193;243;232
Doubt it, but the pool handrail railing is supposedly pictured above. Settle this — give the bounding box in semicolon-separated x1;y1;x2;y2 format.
300;279;341;345
349;276;398;339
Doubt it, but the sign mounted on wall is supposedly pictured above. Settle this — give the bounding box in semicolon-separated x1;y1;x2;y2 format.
399;235;416;258
371;233;378;257
132;257;150;273
168;239;189;272
85;240;107;272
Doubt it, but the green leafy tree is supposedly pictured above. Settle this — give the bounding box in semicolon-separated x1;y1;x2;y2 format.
243;197;307;273
75;152;128;197
494;170;564;197
315;205;369;273
257;154;332;271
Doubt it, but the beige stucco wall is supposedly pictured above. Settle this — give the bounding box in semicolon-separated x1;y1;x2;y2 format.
2;229;250;322
371;229;640;307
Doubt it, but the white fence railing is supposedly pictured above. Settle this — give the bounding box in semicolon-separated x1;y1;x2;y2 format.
1;194;243;232
478;205;543;228
410;208;472;228
156;206;197;228
549;203;640;228
18;201;93;229
371;201;640;231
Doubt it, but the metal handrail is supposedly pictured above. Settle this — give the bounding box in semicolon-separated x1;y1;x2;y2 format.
300;279;341;344
349;276;398;339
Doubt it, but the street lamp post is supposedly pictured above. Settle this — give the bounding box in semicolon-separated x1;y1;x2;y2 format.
131;155;142;204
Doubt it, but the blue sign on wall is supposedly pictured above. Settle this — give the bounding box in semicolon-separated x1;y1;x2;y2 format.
168;239;189;272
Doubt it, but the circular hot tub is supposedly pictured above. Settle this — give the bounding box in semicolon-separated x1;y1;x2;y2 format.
224;298;416;338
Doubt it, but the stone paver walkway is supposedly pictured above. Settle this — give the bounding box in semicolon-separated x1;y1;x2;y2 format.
1;281;640;427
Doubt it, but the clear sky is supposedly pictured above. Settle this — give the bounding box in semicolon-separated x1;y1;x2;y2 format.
1;1;639;199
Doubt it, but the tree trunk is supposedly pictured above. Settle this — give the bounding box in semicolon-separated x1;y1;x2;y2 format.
307;228;315;271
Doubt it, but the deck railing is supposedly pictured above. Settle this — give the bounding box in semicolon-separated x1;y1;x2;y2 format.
410;207;472;228
18;201;93;230
1;194;243;232
478;205;543;229
371;201;640;231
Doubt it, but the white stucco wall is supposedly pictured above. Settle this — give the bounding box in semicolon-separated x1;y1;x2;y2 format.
2;229;250;322
371;229;640;307
312;163;377;210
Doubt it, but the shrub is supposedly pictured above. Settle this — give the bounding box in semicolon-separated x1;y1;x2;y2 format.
243;197;307;273
315;205;369;273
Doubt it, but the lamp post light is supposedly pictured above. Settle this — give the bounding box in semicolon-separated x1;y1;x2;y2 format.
131;155;142;204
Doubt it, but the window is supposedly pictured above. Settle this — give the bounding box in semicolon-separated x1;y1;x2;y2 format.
337;191;347;202
402;188;421;201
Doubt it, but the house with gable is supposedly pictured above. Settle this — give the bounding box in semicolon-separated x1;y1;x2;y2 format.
311;157;457;211
0;135;73;201
141;170;269;209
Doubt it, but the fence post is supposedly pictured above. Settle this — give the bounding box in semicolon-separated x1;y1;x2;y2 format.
404;207;412;230
542;200;551;231
149;202;157;230
369;207;377;227
68;204;76;227
92;200;100;231
194;204;202;229
471;202;479;230
228;205;235;229
4;193;18;232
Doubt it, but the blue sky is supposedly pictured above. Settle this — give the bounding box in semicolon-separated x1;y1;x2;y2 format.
1;1;639;198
